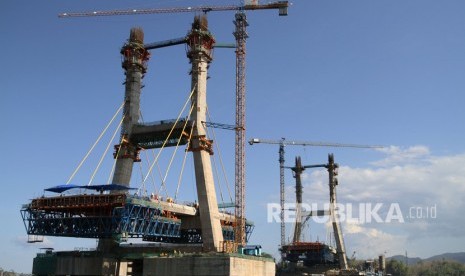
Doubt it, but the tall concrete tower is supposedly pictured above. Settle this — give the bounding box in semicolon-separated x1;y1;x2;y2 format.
112;28;149;186
328;154;348;269
99;28;149;251
291;156;303;244
186;16;224;252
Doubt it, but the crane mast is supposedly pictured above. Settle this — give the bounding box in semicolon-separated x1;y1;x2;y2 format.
278;139;286;246
234;11;248;246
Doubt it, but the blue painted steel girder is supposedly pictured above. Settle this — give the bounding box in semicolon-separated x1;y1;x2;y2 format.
20;200;254;243
20;202;182;240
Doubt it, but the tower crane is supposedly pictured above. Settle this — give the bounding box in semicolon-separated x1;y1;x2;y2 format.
58;2;289;18
248;138;384;247
59;1;289;249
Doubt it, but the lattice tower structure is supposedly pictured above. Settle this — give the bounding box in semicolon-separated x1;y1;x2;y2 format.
279;141;285;246
233;11;248;246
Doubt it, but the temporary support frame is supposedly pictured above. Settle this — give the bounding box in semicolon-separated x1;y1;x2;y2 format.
20;194;182;241
21;194;253;243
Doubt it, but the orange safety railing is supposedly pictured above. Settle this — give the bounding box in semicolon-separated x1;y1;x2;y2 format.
30;194;126;211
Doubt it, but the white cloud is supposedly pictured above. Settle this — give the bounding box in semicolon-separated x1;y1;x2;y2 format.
372;145;430;167
291;146;465;258
343;222;408;259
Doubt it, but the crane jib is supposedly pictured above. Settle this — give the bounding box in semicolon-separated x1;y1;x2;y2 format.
58;1;289;18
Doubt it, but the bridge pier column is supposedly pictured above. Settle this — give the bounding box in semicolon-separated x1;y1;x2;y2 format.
187;15;224;252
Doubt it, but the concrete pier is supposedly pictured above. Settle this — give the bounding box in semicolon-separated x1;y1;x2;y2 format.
187;16;224;252
32;250;276;276
99;27;150;252
112;27;148;186
144;254;275;276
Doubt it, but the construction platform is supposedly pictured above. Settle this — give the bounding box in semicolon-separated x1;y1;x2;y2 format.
21;192;253;243
32;248;276;276
280;242;338;267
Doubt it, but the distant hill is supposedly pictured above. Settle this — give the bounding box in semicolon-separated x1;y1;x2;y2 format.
388;252;465;265
426;252;465;264
389;255;422;265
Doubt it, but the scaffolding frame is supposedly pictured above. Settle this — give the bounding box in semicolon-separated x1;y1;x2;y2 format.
21;194;254;243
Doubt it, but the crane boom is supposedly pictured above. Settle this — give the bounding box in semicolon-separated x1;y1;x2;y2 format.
249;138;384;148
58;2;289;18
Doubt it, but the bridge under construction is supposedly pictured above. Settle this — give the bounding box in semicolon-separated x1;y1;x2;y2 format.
20;4;289;274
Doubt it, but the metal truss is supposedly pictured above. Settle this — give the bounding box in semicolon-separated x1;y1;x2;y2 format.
20;194;254;243
21;202;181;240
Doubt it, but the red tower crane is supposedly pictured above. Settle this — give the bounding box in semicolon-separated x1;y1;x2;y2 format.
59;1;289;248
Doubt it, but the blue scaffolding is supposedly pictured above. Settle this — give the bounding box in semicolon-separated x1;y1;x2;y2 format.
21;193;253;243
20;194;181;241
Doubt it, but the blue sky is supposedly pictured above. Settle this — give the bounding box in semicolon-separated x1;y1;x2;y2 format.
2;0;465;273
